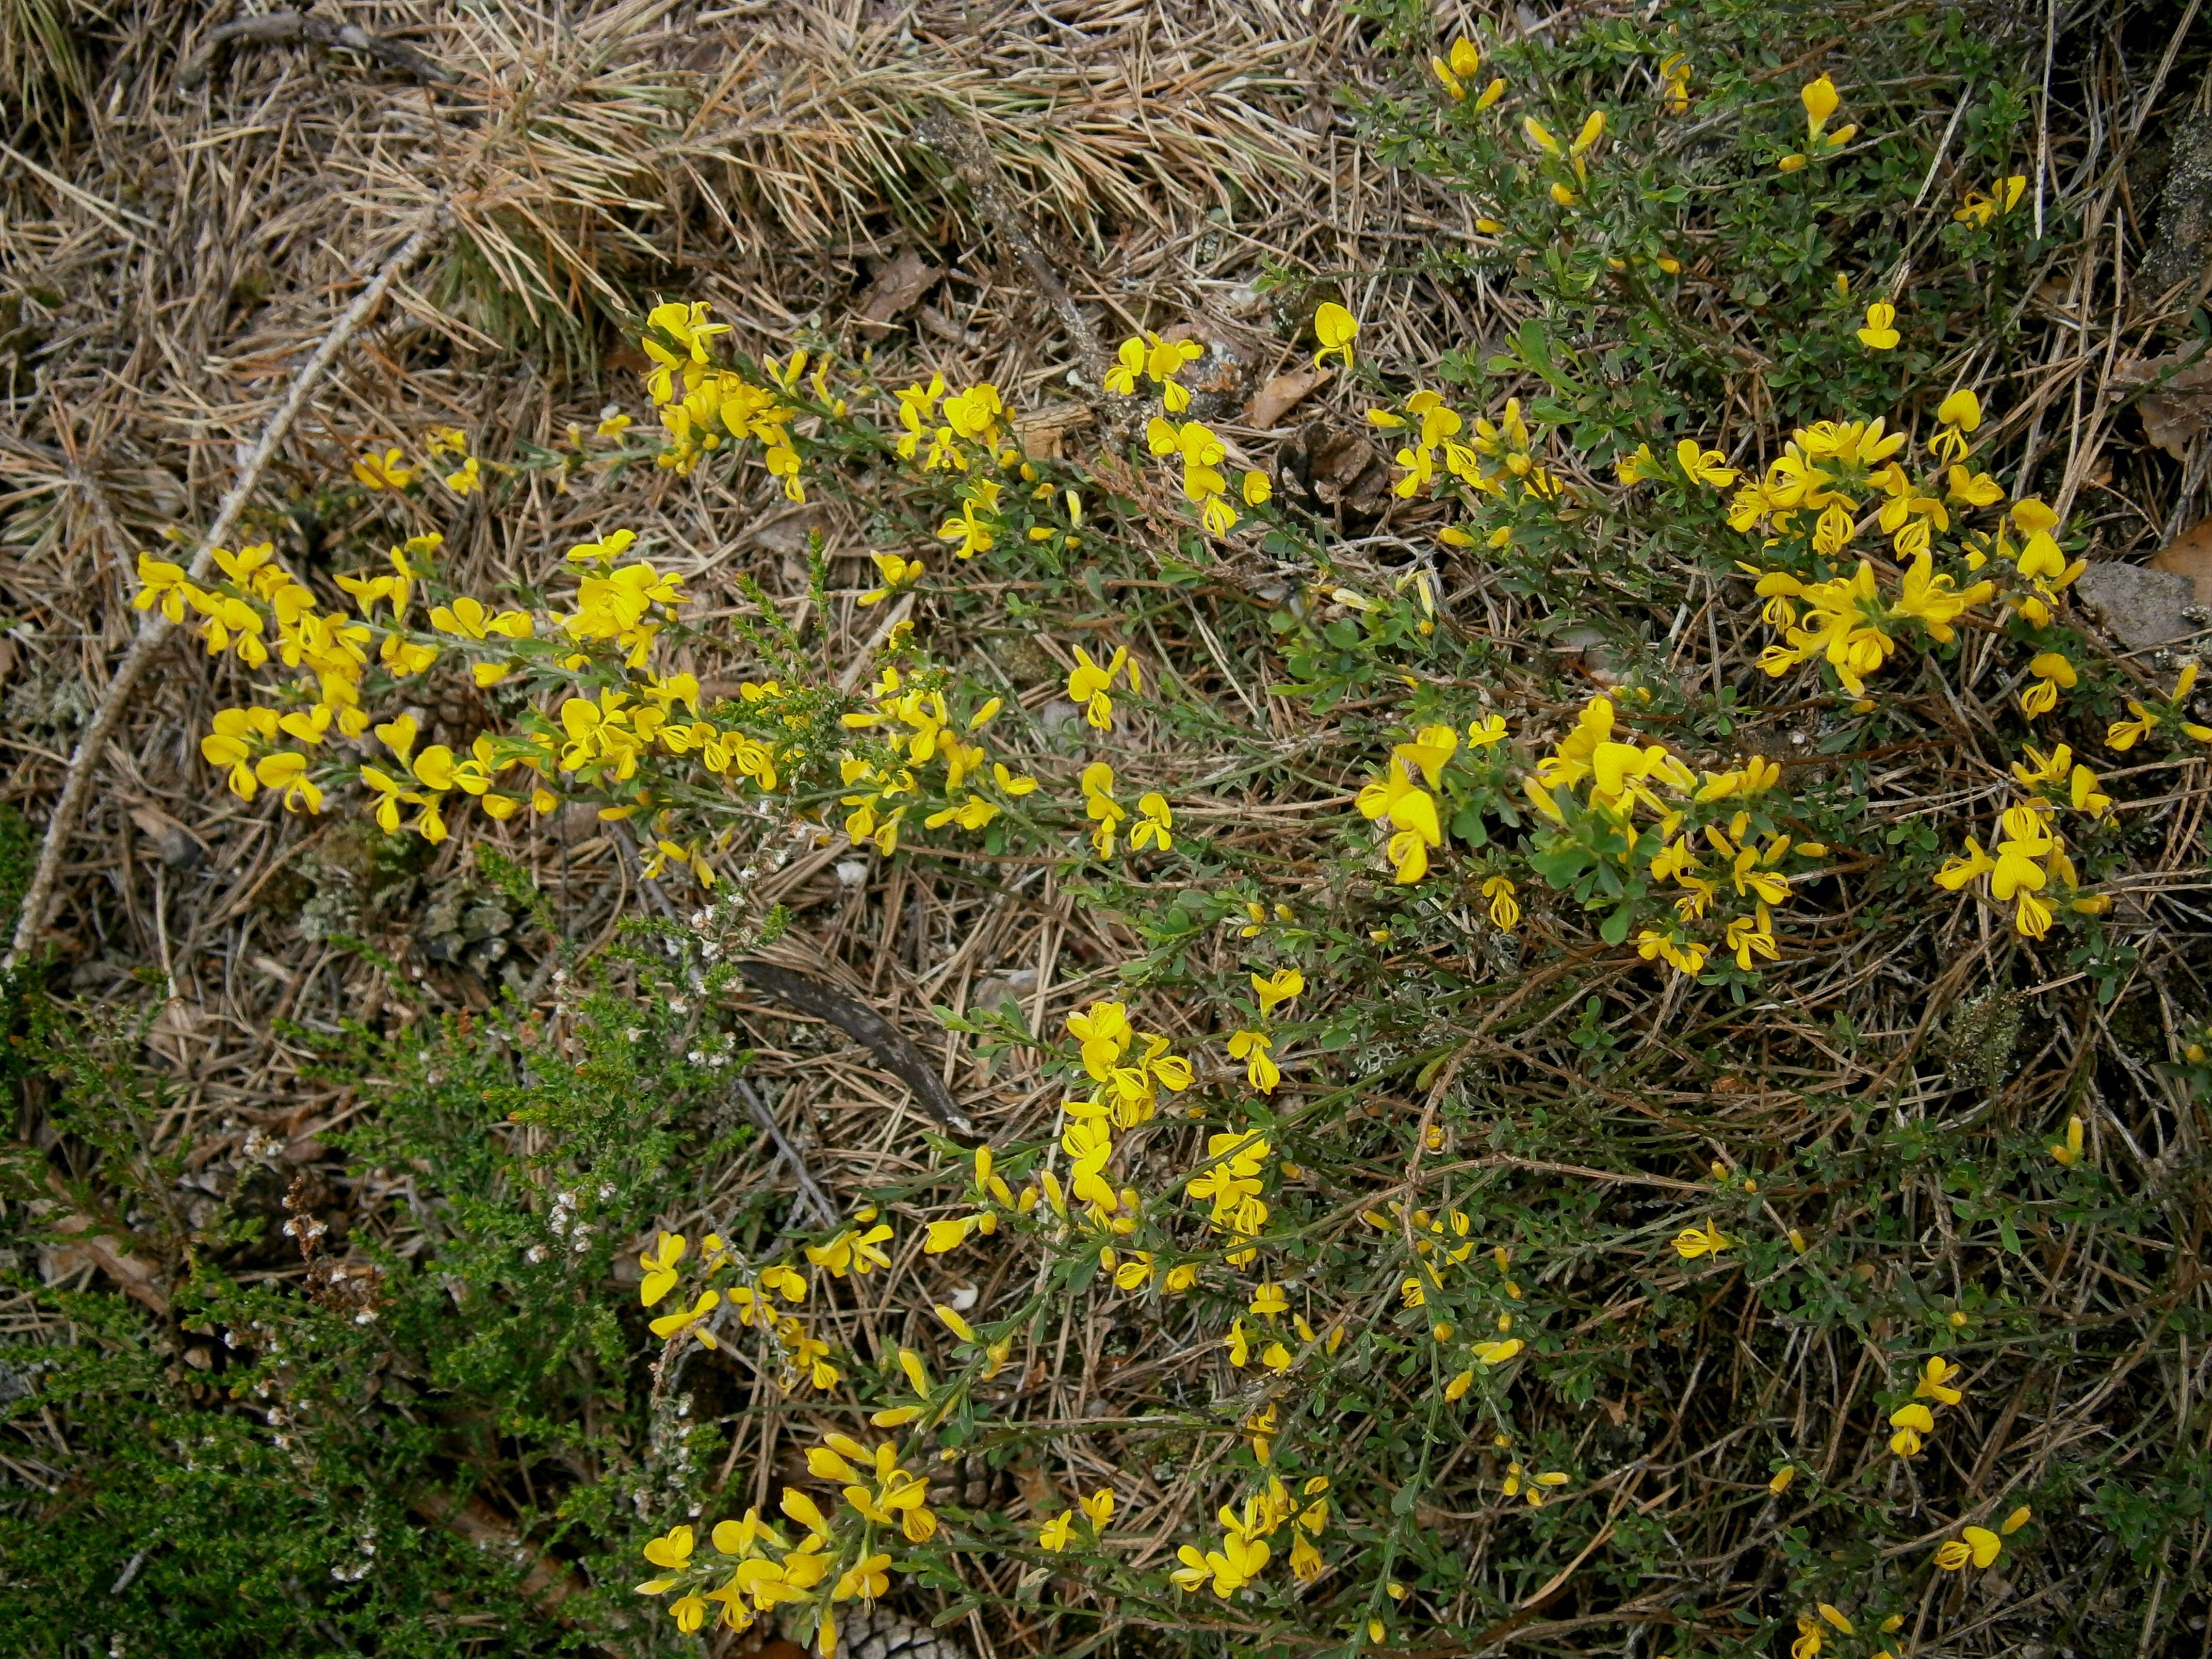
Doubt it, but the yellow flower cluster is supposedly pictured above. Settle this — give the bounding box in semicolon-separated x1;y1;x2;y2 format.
1750;554;1991;695
632;1434;937;1653
641;301;810;491
1356;717;1507;883
1727;401;2099;705
895;373;1012;474
1038;1487;1115;1552
637;1230;837;1389
1790;1604;1908;1659
1934;744;2111;938
1380;393;1566;507
1170;1476;1331;1596
1054;1000;1190;1240
1885;1355;1966;1457
157;531;563;836
2107;661;2212;753
1777;73;1856;172
922;1145;1020;1255
1525;696;1821;977
1187;1124;1273;1268
1067;644;1139;730
1229;1274;1334;1375
1104;331;1204;411
1429;35;1504;107
1144;415;1265;537
1521;106;1606;206
1220;966;1301;1097
837;670;1034;852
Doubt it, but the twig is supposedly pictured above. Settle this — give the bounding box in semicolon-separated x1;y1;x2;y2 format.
917;107;1107;389
5;209;449;969
176;11;446;90
734;1076;840;1229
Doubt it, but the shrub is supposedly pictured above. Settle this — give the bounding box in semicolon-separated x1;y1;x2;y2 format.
10;5;2212;1658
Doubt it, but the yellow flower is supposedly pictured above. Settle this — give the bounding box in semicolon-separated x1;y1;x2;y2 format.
1616;442;1658;485
1953;175;2027;227
1038;1509;1076;1552
1672;1221;1729;1259
443;456;482;496
649;1289;721;1348
834;1552;891;1602
1769;1466;1795;1495
1251;967;1304;1018
1130;792;1174;852
1676;437;1738;487
2049;1114;2085;1165
2021;650;2076;717
636;1523;694;1594
1801;73;1838;134
1483;875;1519;931
1472;1338;1522;1365
1914;1355;1964;1406
1242;469;1273;506
1313;302;1359;370
352;446;415;490
1887;1402;1933;1457
253;752;324;814
1935;1526;2004;1570
1856;303;1899;350
1937;387;1983;431
638;1231;687;1307
1226;1029;1279;1093
858;551;923;606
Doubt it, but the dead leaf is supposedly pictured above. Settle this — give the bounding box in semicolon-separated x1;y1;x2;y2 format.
1246;366;1329;429
1013;402;1094;460
1294;419;1391;516
852;248;940;339
2152;515;2212;606
2113;342;2212;460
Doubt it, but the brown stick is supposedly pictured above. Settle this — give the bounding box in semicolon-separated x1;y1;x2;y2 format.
916;108;1107;390
177;11;446;90
5;209;448;969
736;958;973;1135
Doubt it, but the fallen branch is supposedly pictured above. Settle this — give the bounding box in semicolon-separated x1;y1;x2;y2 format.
735;958;973;1135
917;107;1106;390
177;11;445;90
6;209;448;970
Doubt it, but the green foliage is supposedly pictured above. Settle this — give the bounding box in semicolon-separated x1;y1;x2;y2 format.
0;961;767;1656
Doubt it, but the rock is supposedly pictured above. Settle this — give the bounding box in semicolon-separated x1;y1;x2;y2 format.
2073;560;2203;648
2144;89;2212;296
127;803;206;870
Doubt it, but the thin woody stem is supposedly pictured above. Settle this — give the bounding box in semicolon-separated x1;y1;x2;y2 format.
7;207;449;969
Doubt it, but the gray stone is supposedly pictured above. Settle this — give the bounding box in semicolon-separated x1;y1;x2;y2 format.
2073;561;2200;648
